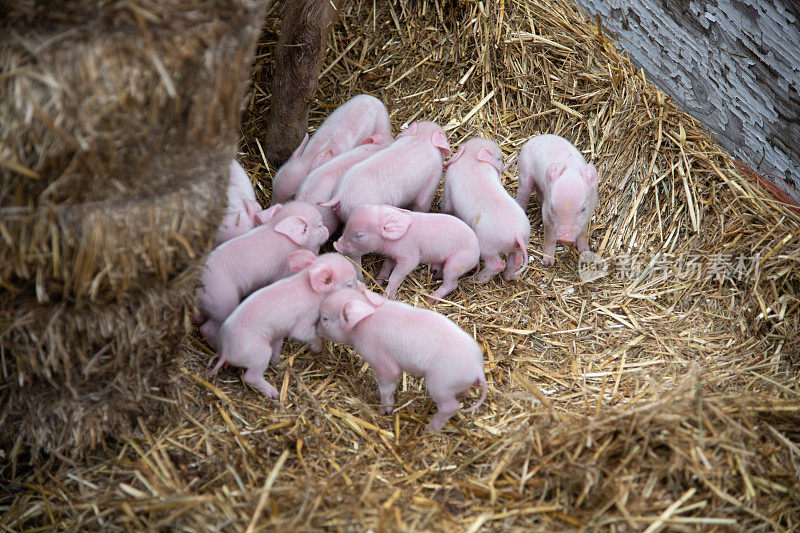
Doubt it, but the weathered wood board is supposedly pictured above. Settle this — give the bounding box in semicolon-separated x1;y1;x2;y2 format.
573;0;800;194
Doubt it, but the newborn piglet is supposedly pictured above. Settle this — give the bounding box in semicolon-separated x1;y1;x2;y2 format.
271;94;392;203
442;137;531;282
317;287;487;430
216;160;262;244
516;134;599;265
198;201;329;347
333;204;479;301
211;252;359;399
319;121;451;221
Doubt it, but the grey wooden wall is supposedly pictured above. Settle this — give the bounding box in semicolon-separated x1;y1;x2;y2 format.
572;0;800;194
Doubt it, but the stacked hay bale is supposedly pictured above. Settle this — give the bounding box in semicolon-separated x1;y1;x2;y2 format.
0;0;268;457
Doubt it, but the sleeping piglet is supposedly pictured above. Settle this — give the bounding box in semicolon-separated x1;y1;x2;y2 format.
332;204;480;301
215;160;262;244
198;201;329;347
516;134;598;265
317;287;487;430
319;121;451;221
296;133;393;235
271;94;392;204
442;137;531;282
211;252;359;399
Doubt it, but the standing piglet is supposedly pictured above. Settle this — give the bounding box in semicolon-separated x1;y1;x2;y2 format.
319;121;451;221
442;137;530;282
215;160;262;244
212;252;359;399
271;94;392;203
332;205;479;301
516;134;599;265
296;134;393;234
317;287;487;430
198;201;329;347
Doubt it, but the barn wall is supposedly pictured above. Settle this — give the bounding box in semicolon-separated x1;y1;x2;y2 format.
572;0;800;193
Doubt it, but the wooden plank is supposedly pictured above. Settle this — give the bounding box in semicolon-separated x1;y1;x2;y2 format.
573;0;800;193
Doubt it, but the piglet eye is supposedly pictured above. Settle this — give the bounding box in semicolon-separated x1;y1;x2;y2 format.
580;207;587;213
355;233;365;239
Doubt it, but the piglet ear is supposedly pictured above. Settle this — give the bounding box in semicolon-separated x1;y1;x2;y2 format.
431;130;451;157
311;149;334;169
288;250;317;273
255;203;283;225
289;133;310;160
341;299;375;331
545;163;567;185
307;263;336;293
359;286;387;306
477;149;501;173
444;148;464;168
580;163;599;187
274;216;310;245
396;122;418;139
317;197;340;211
243;198;262;220
380;209;412;240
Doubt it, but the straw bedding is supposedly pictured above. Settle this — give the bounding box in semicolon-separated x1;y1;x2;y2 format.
2;0;798;530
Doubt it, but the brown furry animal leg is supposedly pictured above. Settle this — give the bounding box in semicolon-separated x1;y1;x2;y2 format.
264;0;345;166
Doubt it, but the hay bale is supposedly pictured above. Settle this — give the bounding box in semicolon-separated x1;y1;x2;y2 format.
0;0;265;205
0;0;268;456
0;153;225;305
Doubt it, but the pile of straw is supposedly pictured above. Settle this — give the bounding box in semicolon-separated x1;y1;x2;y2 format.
2;0;798;529
0;0;266;455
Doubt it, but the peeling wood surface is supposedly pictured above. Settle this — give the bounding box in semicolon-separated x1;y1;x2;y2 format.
574;0;800;193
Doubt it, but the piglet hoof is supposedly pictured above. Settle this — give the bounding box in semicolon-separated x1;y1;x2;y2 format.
379;405;394;415
425;421;445;432
472;272;493;284
309;339;323;353
542;256;555;267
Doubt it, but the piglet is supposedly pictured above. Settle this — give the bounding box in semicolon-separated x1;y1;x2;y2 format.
215;160;262;244
271;94;392;203
198;201;329;347
319;121;451;221
333;205;479;301
211;252;360;399
442;137;531;282
516;134;599;265
317;287;487;430
296;134;393;234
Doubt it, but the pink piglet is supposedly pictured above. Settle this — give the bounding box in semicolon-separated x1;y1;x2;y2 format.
271;94;392;204
442;137;531;282
198;201;329;347
319;121;451;221
296;134;393;235
516;134;599;265
333;204;479;301
317;287;487;430
215;160;262;245
211;252;360;399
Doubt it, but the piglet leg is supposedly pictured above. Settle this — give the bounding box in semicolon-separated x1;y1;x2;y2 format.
427;397;460;431
377;257;395;281
542;223;557;266
269;338;284;366
372;356;401;415
385;258;418;298
243;356;279;399
474;255;504;283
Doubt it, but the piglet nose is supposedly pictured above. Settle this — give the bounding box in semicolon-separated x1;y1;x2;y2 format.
333;240;343;253
321;227;330;241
